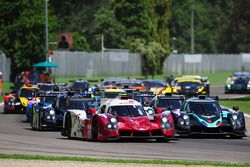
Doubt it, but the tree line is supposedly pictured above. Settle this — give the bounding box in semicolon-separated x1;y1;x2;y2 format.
0;0;249;80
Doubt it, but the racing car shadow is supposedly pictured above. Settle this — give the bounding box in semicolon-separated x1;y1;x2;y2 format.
177;134;246;140
57;137;178;143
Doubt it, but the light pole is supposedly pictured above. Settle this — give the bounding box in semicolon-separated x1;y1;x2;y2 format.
191;5;195;54
45;0;49;61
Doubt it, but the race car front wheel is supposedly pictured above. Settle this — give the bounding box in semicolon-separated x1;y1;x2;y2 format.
65;113;72;138
92;118;99;141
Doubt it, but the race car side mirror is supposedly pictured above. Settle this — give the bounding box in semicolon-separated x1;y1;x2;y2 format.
232;106;239;111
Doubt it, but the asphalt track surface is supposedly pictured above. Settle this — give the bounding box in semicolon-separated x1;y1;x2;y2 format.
0;85;250;163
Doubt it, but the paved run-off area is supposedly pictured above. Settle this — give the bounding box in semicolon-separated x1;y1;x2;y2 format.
0;159;217;167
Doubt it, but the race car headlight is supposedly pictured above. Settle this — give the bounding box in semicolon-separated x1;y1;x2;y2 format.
198;87;204;92
107;124;112;129
49;110;55;115
161;116;172;130
232;114;238;120
247;83;250;88
147;109;154;115
162;117;168;123
178;115;190;128
227;84;231;89
110;117;117;123
8;101;14;106
106;117;118;130
183;114;189;120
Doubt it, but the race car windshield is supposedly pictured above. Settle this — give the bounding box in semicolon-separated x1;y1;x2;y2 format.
177;82;202;87
43;96;56;103
71;82;88;90
38;85;59;91
189;102;221;115
68;100;86;110
143;81;165;88
134;96;154;105
104;92;122;98
109;105;146;117
234;78;248;84
20;88;38;98
157;99;182;109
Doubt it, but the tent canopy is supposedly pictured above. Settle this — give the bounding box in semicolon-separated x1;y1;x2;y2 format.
33;61;58;68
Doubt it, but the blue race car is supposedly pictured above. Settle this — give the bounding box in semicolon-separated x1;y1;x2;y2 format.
179;96;246;138
149;94;190;134
225;73;250;94
30;94;58;130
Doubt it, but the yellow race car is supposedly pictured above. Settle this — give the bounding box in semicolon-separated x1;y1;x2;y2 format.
14;84;40;113
171;78;207;97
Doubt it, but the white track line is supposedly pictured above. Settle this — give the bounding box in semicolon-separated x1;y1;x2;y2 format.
245;114;250;118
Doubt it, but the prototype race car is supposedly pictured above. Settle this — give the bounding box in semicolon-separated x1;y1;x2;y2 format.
30;94;58;130
115;79;147;91
101;77;127;89
171;78;207;97
149;94;190;134
4;84;39;113
142;80;172;94
179;96;246;138
69;80;89;93
61;97;175;141
37;83;60;92
224;72;250;94
181;75;210;95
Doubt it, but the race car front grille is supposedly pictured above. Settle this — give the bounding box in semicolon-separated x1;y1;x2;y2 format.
191;126;221;133
119;130;162;137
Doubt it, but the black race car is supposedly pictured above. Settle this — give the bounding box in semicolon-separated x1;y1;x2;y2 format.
179;96;246;138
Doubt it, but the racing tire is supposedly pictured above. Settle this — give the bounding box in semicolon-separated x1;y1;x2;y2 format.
65;113;72;138
3;108;8;114
30;110;35;129
38;111;43;131
92;117;99;141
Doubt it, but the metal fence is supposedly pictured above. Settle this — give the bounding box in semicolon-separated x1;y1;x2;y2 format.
51;51;250;77
0;51;11;81
163;53;250;74
1;50;249;79
51;51;141;77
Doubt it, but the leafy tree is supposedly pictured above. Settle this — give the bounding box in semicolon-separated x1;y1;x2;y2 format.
114;0;153;43
130;39;166;78
218;0;250;53
71;32;90;51
170;0;233;53
149;0;172;73
0;1;58;80
88;8;126;51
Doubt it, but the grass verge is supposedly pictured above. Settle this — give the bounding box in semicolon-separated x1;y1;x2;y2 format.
0;154;249;167
220;96;250;115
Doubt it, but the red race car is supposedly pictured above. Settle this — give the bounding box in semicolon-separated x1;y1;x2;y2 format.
61;97;175;141
4;84;39;113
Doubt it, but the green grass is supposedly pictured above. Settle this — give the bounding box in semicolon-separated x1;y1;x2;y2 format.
0;154;249;167
220;96;250;115
0;71;235;102
55;71;233;86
